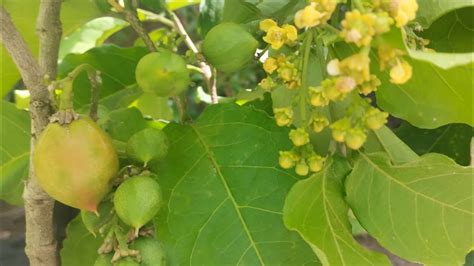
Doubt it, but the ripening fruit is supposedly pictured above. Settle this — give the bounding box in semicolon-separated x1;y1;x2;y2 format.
202;23;258;73
114;176;162;231
126;128;169;165
94;254;113;266
136;50;190;97
130;237;166;266
33;117;119;212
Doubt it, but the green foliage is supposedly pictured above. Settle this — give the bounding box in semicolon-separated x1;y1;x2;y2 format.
0;101;30;205
59;45;148;108
152;104;319;265
395;122;473;166
415;0;473;28
284;157;391;265
126;128;169;164
129;237;166;266
61;215;104;266
1;0;103;96
346;152;473;265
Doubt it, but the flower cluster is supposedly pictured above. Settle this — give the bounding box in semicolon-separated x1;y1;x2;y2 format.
261;55;300;90
257;0;419;176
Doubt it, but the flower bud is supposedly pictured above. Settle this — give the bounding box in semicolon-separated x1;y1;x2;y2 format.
365;108;389;130
307;155;325;172
279;151;296;169
330;118;351;142
335;76;357;93
311;115;329;133
295;160;309;176
390;59;412;84
309;86;329;107
274;107;293;127
345;128;367;150
326;59;340;76
263;57;278;74
289;128;310;146
259;77;276;91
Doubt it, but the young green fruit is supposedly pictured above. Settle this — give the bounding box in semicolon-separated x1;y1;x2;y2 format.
130;237;166;266
33;117;119;212
114;176;162;231
94;254;113;266
135;50;190;97
126;128;169;165
202;23;258;73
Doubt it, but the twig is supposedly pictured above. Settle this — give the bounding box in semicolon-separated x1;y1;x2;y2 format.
88;70;102;121
1;2;60;265
164;7;218;104
108;0;157;52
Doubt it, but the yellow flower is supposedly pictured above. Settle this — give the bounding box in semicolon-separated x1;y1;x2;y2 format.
309;86;329;107
341;10;376;47
263;57;278;74
278;66;295;82
364;108;388;130
263;26;287;49
294;3;324;29
311;115;329;133
391;0;418;27
279;151;297;169
345;128;367;149
295;160;309;176
260;19;277;32
339;52;371;84
282;24;298;44
373;12;394;34
330;118;351;142
390;59;412;84
307;155;325;172
377;44;404;70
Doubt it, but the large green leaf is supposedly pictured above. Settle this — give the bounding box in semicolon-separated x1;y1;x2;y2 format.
0;101;30;205
395;122;473;166
364;126;419;165
284;157;391;266
58;45;148;108
59;17;128;60
153;103;319;265
1;0;102;97
420;7;474;53
415;0;473;28
345;152;473;265
60;215;104;266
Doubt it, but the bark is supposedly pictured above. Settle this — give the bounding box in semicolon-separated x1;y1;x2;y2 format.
0;1;62;265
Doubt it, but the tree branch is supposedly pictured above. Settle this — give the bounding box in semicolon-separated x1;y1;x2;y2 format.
165;9;218;104
1;2;61;265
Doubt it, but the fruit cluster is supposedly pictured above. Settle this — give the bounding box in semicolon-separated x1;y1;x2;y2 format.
257;0;418;176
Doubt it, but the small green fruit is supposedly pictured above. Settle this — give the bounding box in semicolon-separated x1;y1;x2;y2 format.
130;237;166;266
114;176;162;231
33;117;119;212
94;254;113;266
136;50;190;97
126;128;169;164
202;23;258;73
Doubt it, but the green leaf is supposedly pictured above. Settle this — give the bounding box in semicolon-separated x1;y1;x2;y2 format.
1;0;103;96
198;0;225;37
130;93;174;121
345;152;473;265
364;126;419;165
60;215;104;266
0;101;30;205
59;17;128;60
152;103;319;265
415;0;473;28
99;107;148;142
394;122;473;166
166;0;200;10
58;45;148;108
420;7;474;53
284;157;391;266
